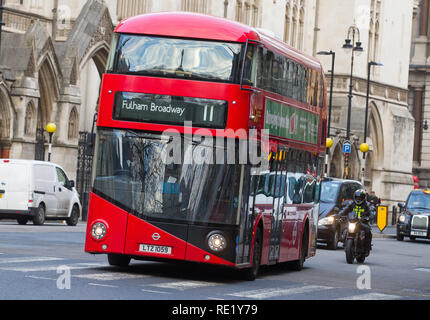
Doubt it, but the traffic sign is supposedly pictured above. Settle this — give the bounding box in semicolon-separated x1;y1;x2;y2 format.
343;141;352;154
377;206;388;232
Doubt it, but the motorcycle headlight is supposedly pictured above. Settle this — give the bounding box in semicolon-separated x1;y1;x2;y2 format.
318;216;335;226
348;222;357;233
399;215;406;223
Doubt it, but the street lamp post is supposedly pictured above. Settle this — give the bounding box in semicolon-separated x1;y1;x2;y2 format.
317;50;336;178
0;0;4;51
361;61;383;185
46;123;56;162
342;26;363;179
317;50;336;138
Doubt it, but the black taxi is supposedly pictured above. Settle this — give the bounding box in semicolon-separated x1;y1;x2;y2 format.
397;189;430;241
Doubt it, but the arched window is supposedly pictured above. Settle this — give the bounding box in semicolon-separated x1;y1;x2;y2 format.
298;8;305;50
117;0;151;20
368;18;374;64
244;1;251;25
68;108;78;140
24;102;36;136
292;6;298;48
251;0;259;27
284;4;291;43
236;0;243;22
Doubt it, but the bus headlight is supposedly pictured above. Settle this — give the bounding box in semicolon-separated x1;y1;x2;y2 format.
91;222;107;240
399;215;406;223
348;222;357;233
207;232;227;252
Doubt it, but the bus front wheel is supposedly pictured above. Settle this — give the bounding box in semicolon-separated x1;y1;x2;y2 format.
108;254;131;267
242;229;262;281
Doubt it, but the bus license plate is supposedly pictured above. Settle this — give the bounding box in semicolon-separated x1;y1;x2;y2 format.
0;194;2;198
139;244;172;255
411;230;427;237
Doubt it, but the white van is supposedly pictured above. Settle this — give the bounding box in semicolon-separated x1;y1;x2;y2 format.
0;159;82;226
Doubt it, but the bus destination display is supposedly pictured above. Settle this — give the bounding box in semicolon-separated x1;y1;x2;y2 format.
113;92;228;128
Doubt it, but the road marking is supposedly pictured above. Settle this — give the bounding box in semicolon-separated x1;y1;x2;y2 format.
228;285;333;299
141;289;172;295
0;262;106;272
415;268;430;273
25;275;57;281
338;292;402;300
0;257;64;264
74;272;147;281
151;280;221;291
88;283;119;288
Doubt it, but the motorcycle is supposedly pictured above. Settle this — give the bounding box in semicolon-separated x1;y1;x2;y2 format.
344;209;374;264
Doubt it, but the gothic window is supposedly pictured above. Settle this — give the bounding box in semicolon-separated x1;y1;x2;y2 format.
117;0;151;21
68;108;78;140
284;4;291;43
244;1;251;25
368;18;374;64
291;6;298;48
251;0;259;27
24;102;36;136
298;8;304;50
236;0;243;22
182;0;209;13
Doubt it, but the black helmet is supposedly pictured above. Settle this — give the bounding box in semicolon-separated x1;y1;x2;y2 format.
353;189;367;205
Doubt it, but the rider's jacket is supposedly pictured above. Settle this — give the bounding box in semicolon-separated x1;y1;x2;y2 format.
339;200;375;222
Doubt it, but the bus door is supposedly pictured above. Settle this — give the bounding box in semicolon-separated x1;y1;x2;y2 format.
235;164;255;265
268;150;286;264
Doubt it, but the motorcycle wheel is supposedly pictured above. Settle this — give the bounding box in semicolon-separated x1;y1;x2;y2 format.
345;238;355;264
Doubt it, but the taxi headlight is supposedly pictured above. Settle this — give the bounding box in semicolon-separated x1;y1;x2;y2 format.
348;222;357;233
91;222;107;240
399;215;406;223
207;232;227;252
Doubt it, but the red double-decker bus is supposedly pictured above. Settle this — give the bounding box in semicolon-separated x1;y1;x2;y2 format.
85;12;327;280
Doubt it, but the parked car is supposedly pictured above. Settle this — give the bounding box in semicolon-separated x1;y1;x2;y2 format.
397;189;430;241
0;159;81;226
317;178;363;249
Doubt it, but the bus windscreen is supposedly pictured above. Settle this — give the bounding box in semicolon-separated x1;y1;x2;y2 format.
92;129;241;225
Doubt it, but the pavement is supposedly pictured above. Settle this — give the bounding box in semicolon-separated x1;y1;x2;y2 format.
371;224;397;239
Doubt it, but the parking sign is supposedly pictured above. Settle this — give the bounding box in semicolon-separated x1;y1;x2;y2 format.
343;141;352;154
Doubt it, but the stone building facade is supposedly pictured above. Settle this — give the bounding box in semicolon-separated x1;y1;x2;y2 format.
409;0;430;187
0;0;416;214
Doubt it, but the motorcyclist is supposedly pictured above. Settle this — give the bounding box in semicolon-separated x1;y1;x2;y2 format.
339;189;375;252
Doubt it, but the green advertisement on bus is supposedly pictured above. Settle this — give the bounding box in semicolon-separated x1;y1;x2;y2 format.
264;99;319;144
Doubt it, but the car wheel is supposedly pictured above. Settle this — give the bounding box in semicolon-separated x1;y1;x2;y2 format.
33;204;46;226
396;232;404;241
328;229;339;250
17;217;28;225
66;205;80;226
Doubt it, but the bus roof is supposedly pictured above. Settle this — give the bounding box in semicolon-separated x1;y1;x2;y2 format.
115;12;322;70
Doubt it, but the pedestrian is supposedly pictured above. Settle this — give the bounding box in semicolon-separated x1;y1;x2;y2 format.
367;191;380;206
367;191;380;224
